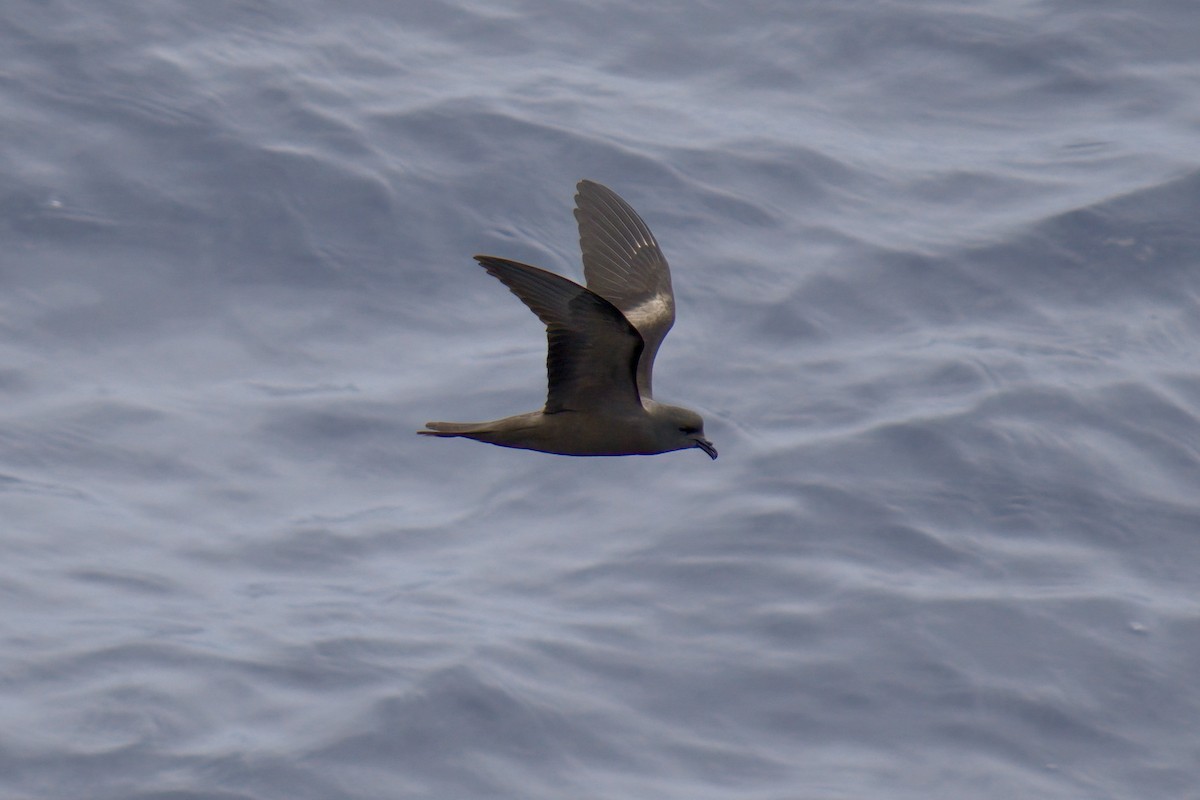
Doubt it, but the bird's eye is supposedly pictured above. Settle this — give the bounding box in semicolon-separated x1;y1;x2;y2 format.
679;426;697;434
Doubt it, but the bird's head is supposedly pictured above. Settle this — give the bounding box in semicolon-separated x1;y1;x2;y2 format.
656;404;717;460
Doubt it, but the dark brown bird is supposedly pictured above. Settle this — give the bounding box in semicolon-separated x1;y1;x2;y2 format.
419;180;716;460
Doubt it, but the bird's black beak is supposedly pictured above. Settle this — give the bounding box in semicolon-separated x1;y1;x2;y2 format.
695;438;718;460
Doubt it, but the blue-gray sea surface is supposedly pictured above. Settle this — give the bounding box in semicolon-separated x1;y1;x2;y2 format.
2;2;1199;798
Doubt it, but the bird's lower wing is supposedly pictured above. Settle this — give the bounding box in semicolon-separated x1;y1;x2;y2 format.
473;256;645;414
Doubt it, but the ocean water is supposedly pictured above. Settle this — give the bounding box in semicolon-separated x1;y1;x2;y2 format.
2;1;1199;798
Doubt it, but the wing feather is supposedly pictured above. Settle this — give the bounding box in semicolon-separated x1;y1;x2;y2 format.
574;180;675;398
473;256;644;414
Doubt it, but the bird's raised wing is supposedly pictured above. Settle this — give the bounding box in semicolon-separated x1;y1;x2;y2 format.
574;180;674;399
474;256;645;414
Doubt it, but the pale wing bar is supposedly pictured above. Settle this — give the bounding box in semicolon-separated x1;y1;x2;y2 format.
574;180;675;398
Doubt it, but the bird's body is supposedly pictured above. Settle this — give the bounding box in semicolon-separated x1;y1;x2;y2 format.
422;400;706;457
419;180;716;460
